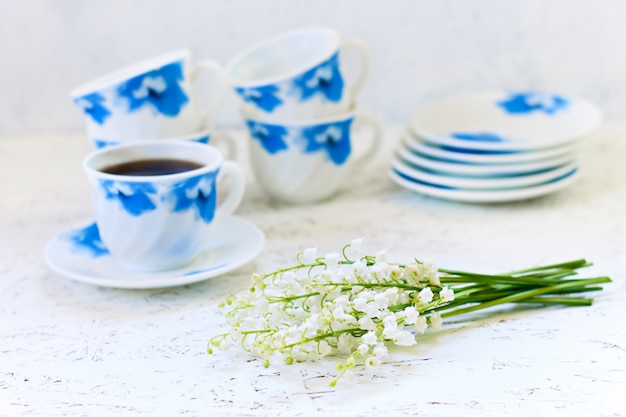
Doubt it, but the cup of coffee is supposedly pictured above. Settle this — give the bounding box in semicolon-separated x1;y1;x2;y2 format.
226;27;370;121
72;49;227;141
244;109;382;204
90;128;238;161
83;141;245;270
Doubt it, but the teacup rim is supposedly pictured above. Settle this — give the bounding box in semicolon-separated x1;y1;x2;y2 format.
225;26;340;88
241;106;359;127
83;139;224;183
71;49;190;99
90;127;214;145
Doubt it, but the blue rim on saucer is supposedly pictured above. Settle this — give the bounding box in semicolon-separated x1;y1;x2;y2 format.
388;165;579;203
395;143;577;178
402;130;581;164
390;155;578;190
44;216;265;289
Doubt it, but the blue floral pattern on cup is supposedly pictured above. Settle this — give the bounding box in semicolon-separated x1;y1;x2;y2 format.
498;92;569;115
234;53;344;114
162;173;218;223
300;119;352;165
99;172;218;222
74;93;112;125
247;118;353;166
99;181;158;216
65;223;110;257
94;139;117;149
292;53;344;103
75;61;190;126
117;61;189;117
235;85;283;112
246;121;289;154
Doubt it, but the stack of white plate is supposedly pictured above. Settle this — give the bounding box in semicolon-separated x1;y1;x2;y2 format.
389;91;602;203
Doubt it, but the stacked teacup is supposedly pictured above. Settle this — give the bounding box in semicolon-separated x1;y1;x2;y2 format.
226;27;382;204
71;49;235;156
67;50;246;272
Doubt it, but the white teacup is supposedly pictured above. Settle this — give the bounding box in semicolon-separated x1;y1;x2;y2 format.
83;141;245;270
227;27;370;121
72;49;227;141
244;110;382;204
90;128;237;161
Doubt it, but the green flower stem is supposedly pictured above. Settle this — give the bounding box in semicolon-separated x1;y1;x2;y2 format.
438;281;606;303
502;259;591;275
545;286;606;294
440;277;611;318
280;327;366;350
515;297;593;306
440;260;590;280
262;264;318;279
267;293;318;303
440;273;579;286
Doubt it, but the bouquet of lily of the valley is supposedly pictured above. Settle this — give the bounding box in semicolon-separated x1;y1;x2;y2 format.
208;239;611;386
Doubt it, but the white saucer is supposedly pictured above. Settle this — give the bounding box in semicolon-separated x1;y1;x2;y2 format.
396;143;576;177
391;156;577;190
410;90;601;151
389;165;579;203
403;131;581;164
44;216;265;289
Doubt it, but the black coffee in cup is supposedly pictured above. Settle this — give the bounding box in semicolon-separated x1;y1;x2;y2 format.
101;159;204;176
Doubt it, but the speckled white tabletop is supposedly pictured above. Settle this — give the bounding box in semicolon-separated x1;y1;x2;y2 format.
1;124;625;416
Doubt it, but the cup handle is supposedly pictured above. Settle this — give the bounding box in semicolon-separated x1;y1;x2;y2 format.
209;131;238;161
339;38;371;99
212;160;245;224
189;60;228;129
350;115;383;168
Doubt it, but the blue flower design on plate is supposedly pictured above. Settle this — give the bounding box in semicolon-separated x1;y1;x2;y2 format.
498;92;569;115
117;61;189;117
439;144;516;155
246;121;289;154
65;223;110;257
162;172;218;223
300;119;352;165
451;132;508;143
99;180;158;216
292;53;344;103
74;93;111;125
235;85;283;112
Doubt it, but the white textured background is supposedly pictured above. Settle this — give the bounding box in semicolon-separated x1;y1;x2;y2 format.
1;0;625;136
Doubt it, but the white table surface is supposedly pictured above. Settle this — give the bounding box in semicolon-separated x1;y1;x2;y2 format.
1;124;625;416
